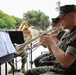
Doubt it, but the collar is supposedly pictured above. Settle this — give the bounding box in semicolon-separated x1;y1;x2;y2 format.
70;26;76;32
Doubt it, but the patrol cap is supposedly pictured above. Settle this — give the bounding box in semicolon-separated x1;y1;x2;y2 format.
52;17;60;25
59;5;76;17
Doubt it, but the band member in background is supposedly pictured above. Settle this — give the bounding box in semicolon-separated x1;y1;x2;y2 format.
8;23;31;73
33;17;66;67
24;5;76;75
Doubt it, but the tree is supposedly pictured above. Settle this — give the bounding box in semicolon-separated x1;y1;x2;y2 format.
0;18;5;28
56;0;61;12
0;10;22;30
12;16;22;24
3;15;16;29
23;10;51;30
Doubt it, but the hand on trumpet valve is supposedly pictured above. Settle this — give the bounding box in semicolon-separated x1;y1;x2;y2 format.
25;45;31;50
40;34;49;48
39;31;47;36
40;34;56;47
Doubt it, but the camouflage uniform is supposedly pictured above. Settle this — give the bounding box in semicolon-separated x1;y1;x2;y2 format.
34;52;51;67
34;30;65;67
19;50;28;64
25;27;76;75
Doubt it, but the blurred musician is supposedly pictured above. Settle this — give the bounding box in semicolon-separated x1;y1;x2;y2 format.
33;17;66;67
8;23;32;73
25;4;76;75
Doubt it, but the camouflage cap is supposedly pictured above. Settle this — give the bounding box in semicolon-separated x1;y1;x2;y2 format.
52;17;60;25
59;5;76;17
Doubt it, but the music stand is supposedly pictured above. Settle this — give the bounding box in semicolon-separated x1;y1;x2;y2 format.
7;31;24;44
7;31;25;72
0;29;15;75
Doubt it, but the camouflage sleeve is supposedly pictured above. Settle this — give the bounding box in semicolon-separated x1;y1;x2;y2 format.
66;39;76;57
56;30;65;40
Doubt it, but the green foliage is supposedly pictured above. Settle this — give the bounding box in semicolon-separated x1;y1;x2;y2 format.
0;18;5;28
0;10;51;30
0;10;22;30
23;10;51;30
12;16;22;24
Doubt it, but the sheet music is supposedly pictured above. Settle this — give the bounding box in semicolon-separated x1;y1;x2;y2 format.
0;32;16;57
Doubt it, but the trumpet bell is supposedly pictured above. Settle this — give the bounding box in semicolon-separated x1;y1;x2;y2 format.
15;20;32;55
18;20;32;31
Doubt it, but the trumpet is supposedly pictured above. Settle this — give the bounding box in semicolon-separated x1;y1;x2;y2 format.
14;25;64;55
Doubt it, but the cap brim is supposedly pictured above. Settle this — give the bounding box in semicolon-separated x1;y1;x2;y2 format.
59;13;64;17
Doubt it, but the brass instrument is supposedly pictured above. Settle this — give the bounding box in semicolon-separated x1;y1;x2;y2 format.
18;19;32;31
14;25;64;55
15;20;32;55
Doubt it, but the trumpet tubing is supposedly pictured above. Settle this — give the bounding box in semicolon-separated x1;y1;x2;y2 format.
14;25;64;54
18;20;32;31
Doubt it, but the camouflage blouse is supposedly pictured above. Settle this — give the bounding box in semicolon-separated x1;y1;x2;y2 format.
56;27;76;73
